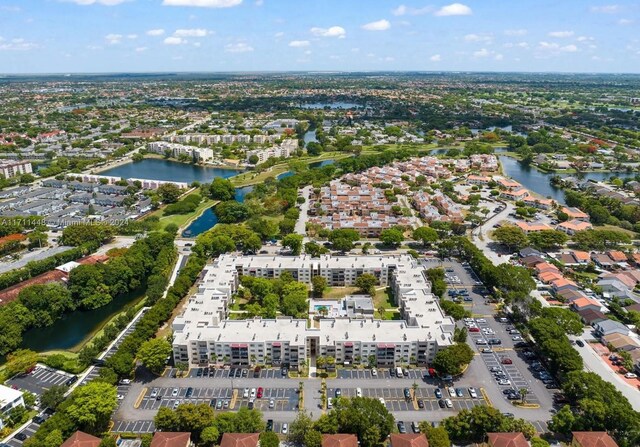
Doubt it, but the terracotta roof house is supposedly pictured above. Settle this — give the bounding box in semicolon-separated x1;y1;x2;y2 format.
601;273;636;289
487;432;530;447
150;432;193;447
60;431;101;447
521;255;545;268
573;251;591;263
551;277;579;293
516;221;552;233
607;251;628;263
559;289;588;303
322;434;359;447
539;271;564;284
219;433;259;447
557;220;593;235
632;253;640;267
571;431;618;447
534;262;560;274
558;253;581;266
523;195;555;210
562;207;590;221
389;433;429;447
572;297;602;313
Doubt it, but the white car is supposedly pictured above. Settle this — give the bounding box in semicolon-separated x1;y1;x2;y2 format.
625;373;638;379
172;388;179;397
282;423;288;434
378;397;386;406
512;336;523;341
448;387;456;397
243;388;249;398
445;399;453;408
468;387;478;398
356;388;362;397
269;399;275;409
117;394;124;400
250;388;256;399
476;318;487;323
173;400;181;409
119;379;131;385
497;379;511;386
371;368;377;376
475;339;487;345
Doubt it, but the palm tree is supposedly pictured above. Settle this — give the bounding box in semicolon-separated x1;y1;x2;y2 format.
210;353;218;365
520;388;528;404
326;356;336;370
250;354;256;366
412;382;419;399
316;356;326;370
223;355;230;365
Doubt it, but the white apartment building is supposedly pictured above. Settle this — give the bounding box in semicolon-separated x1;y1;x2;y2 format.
0;384;24;429
0;161;32;179
172;255;455;369
147;141;213;162
245;139;297;164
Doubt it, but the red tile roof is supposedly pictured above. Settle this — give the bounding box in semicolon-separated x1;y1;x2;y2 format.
219;433;259;447
487;432;529;447
322;434;359;447
389;433;429;447
60;431;101;447
572;431;619;447
151;432;192;447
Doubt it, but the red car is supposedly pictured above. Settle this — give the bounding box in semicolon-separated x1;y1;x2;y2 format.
501;357;513;365
469;327;480;332
257;387;263;398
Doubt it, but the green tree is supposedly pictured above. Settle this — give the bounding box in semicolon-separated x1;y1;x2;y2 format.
282;234;303;255
207;178;235;201
417;424;450;447
493;225;529;252
5;349;38;378
530;438;550;447
157;183;182;203
99;436;118;447
440;300;471;321
527;230;567;251
40;385;68;410
137;338;172;375
42;429;64;447
260;432;280;447
327;397;395;447
355;274;378;296
312;276;328;297
201;426;220;446
64;381;118;433
215;201;249;223
548;405;575;436
432;343;474;376
413;226;438;247
288;411;314;445
379;228;404;247
305;241;328;257
540;307;584;335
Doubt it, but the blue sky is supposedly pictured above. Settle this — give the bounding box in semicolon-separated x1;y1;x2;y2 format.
1;0;639;74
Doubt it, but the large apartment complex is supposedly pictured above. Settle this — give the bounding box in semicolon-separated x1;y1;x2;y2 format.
172;255;455;369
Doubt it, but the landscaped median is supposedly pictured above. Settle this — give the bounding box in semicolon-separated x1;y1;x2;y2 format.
480;387;493;406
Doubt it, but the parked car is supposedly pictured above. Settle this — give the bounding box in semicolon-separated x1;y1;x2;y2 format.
576;339;585;347
412;421;421;433
501;357;513;364
281;424;288;434
625;373;638;379
445;399;453;408
257;387;264;398
434;388;442;398
438;399;446;408
397;421;407;434
468;387;478;398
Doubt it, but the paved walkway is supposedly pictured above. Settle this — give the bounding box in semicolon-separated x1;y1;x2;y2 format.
295;185;311;236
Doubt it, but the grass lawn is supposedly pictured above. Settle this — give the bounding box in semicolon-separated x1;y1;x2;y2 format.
600;224;637;237
147;190;218;232
322;286;359;299
374;287;395;309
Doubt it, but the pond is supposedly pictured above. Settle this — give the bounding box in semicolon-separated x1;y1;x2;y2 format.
299;102;360;109
181;185;254;238
100;158;242;183
21;289;145;353
304;130;318;144
499;155;637;205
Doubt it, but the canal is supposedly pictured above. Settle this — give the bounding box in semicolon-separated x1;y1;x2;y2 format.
100;158;242;183
499;155;637;205
21;289;145;353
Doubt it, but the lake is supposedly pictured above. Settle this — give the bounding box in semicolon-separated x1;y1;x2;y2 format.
277;159;336;180
499;155;637;205
100;158;242;183
300;102;360;109
181;185;254;237
304;130;318;144
21;289;144;353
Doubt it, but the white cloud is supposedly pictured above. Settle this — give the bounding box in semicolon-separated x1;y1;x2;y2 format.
430;54;441;61
105;33;123;44
538;41;578;52
86;45;103;50
576;36;594;42
64;0;129;5
255;0;263;5
135;46;148;52
504;29;527;36
146;29;165;36
164;36;187;45
289;40;310;47
618;18;633;25
434;3;472;16
548;31;574;38
310;26;346;38
0;5;21;11
473;48;491;58
504;41;529;49
0;37;37;50
274;32;284;38
590;4;620;13
361;19;391;31
162;0;242;7
464;33;492;43
383;56;395;61
392;4;432;16
127;34;138;39
494;53;504;61
174;28;209;37
225;42;254;53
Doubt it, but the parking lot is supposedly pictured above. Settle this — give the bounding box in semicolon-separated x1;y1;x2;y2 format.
165;366;289;380
112;420;155;434
336;368;427;380
6;366;74;397
138;386;298;412
326;386;487;412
